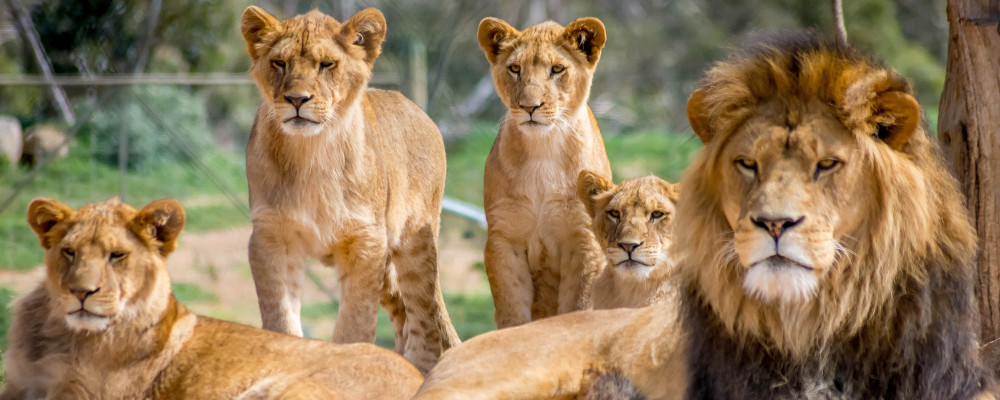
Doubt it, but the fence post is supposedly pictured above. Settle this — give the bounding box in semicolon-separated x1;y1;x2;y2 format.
409;41;427;110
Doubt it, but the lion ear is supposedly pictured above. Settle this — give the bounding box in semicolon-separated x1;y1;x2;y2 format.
564;17;606;65
478;17;518;64
687;89;713;143
871;91;920;151
577;170;615;217
241;6;281;61
340;8;386;65
660;179;681;204
27;198;74;249
130;199;186;257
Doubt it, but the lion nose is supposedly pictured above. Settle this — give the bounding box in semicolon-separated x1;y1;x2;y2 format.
70;286;100;302
520;102;543;115
284;94;313;109
751;216;804;240
618;241;643;254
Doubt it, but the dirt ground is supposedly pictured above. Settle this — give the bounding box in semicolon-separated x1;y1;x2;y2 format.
0;222;489;340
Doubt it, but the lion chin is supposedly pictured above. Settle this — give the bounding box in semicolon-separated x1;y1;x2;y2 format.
280;116;325;137
742;256;818;304
65;310;111;332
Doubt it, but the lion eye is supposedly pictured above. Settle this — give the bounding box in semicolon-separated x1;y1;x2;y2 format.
61;248;75;260
735;157;758;174
817;158;839;170
551;64;565;74
271;60;286;69
607;210;621;220
109;251;128;262
814;158;840;180
319;61;335;71
650;210;666;220
508;64;521;74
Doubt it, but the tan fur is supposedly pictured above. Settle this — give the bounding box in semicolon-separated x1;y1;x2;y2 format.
413;304;686;400
478;16;613;328
0;198;423;400
241;6;458;373
677;39;971;357
577;171;680;309
676;36;991;400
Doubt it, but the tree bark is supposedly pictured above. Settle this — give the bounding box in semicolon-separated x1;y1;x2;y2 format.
937;0;1000;343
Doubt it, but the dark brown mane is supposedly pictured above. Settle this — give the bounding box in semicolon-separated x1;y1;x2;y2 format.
676;31;995;399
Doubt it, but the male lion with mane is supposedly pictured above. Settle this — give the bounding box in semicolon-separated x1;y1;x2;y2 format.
679;32;996;399
478;16;613;328
240;6;458;373
1;198;423;399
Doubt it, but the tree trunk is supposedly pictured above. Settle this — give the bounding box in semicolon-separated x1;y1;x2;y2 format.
937;0;1000;343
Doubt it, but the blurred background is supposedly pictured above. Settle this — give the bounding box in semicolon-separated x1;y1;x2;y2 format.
0;0;946;360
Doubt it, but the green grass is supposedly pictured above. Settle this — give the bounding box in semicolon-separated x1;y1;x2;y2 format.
0;150;249;271
301;292;496;349
172;282;220;304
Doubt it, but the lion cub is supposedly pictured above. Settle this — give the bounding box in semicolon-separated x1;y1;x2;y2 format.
478;16;613;328
240;6;458;372
578;171;680;309
0;198;423;399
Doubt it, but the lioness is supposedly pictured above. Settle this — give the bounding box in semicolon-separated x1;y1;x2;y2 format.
678;32;995;399
0;198;423;399
478;16;613;328
241;6;458;372
413;304;685;400
578;171;680;309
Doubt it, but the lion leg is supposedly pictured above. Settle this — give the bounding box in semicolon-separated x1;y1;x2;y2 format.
380;263;408;354
249;227;306;336
331;229;386;345
485;234;533;328
393;224;458;373
559;231;604;313
532;262;560;319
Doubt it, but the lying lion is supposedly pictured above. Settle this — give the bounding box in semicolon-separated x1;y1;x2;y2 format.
578;171;680;309
0;198;422;399
414;173;689;399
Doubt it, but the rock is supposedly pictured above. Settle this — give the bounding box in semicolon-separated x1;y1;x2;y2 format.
0;116;22;166
21;123;69;165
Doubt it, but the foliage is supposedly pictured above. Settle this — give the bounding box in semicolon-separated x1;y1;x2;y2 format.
79;86;216;169
0;286;12;383
0;148;248;271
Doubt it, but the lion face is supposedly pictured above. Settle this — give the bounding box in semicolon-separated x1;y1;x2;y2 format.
478;17;605;135
241;7;386;137
27;198;185;332
715;100;873;303
579;171;680;280
683;39;924;309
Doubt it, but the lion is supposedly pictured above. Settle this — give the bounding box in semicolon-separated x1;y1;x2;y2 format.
414;304;685;400
0;198;423;400
577;171;680;310
677;32;996;399
240;6;459;373
478;16;613;328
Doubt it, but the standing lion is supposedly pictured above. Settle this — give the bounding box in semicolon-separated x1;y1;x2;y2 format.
478;16;613;328
240;6;458;373
678;32;996;399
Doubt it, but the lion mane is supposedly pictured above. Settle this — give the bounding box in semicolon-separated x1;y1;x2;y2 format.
677;32;995;399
